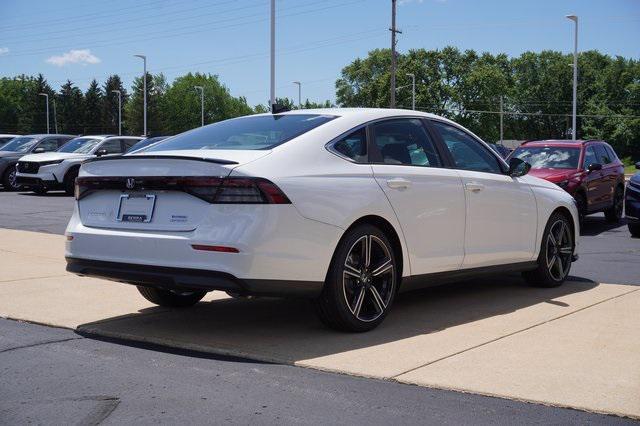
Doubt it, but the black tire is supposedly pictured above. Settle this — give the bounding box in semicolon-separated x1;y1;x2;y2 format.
315;224;398;332
604;186;624;223
137;286;206;307
574;192;587;229
523;212;574;288
64;168;79;196
2;166;20;191
629;224;640;238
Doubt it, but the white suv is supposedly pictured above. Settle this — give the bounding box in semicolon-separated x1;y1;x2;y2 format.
17;135;142;194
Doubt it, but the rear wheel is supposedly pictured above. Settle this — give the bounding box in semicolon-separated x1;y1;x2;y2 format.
315;224;398;332
2;167;19;191
137;286;206;307
64;168;79;196
629;224;640;238
523;212;574;288
604;186;624;223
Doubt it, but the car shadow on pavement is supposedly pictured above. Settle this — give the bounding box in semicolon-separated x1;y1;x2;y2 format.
18;191;69;197
581;215;627;236
76;274;599;369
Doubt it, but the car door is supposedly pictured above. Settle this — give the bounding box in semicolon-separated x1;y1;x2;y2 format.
581;145;604;212
369;118;465;274
594;144;616;206
429;120;537;268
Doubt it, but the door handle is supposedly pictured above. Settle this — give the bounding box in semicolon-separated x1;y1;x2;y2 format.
386;178;411;189
465;182;485;192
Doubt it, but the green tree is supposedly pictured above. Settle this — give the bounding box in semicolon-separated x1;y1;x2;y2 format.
160;72;252;134
102;75;127;135
125;72;167;136
83;79;103;134
57;80;84;134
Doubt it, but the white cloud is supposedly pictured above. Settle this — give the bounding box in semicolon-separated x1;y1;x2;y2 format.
0;47;9;56
46;49;101;66
399;0;424;5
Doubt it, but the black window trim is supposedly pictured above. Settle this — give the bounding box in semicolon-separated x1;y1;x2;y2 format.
426;118;509;175
325;123;370;164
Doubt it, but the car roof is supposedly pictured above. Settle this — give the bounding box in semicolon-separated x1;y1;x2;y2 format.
266;107;445;121
521;139;605;147
0;134;19;137
23;134;75;139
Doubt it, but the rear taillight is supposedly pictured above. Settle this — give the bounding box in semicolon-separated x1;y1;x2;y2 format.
75;176;290;204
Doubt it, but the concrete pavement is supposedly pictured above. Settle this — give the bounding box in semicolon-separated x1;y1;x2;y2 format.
1;228;639;419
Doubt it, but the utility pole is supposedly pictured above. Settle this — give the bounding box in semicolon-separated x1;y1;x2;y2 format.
389;0;401;109
499;96;504;144
134;54;147;136
293;81;301;109
566;15;578;141
270;0;276;112
194;86;204;127
406;73;415;110
38;93;49;134
112;90;122;135
52;96;58;133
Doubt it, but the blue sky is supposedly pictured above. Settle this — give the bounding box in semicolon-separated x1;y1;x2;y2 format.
1;0;638;107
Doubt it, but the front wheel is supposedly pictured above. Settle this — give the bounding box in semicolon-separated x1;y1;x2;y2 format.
2;167;20;191
523;212;574;288
604;187;624;223
137;286;206;307
315;224;398;332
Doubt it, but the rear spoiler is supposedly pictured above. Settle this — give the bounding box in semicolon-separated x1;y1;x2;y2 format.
83;155;238;166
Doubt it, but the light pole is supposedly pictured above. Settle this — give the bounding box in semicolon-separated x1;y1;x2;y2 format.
406;73;415;110
134;54;147;136
270;0;276;111
194;86;204;127
566;15;578;140
112;90;122;135
38;93;49;134
293;81;301;109
52;96;58;133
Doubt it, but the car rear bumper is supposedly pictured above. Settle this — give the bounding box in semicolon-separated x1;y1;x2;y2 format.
66;257;323;297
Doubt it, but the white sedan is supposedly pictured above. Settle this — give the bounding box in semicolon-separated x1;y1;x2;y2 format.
65;109;579;332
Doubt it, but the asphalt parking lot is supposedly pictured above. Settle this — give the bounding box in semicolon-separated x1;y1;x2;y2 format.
1;190;639;424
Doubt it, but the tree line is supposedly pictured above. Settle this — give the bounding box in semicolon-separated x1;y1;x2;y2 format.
336;47;640;159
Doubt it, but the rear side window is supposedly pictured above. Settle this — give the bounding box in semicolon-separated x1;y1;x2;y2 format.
594;145;611;165
432;121;502;174
122;139;139;150
372;119;442;167
331;128;367;162
147;114;336;152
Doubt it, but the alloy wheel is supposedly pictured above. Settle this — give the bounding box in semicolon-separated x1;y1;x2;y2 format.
8;169;18;190
342;234;395;322
546;220;573;281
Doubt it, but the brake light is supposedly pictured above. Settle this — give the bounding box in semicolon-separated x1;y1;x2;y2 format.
75;176;290;204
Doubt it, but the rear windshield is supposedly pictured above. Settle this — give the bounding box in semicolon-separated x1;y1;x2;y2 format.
58;137;101;154
511;146;581;169
146;114;336;151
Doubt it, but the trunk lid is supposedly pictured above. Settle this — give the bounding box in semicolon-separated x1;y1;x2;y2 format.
78;150;270;231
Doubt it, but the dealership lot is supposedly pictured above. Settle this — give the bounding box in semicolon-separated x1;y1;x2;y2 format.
1;190;639;422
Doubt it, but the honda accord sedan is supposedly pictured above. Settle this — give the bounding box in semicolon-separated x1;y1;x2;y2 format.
65;109;579;332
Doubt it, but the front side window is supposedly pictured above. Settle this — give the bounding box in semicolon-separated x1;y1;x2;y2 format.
511;146;581;170
1;137;37;153
594;145;611;165
604;145;618;162
372;119;442;167
147;114;336;152
582;146;598;169
99;139;124;154
37;139;59;152
331;128;367;162
58;138;101;154
432;121;501;173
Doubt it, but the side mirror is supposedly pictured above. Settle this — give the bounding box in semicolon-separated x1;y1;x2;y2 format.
33;147;45;154
508;157;531;177
635;161;640;170
587;163;602;172
96;149;108;157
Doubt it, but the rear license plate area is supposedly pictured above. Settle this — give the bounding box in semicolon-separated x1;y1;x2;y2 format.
116;194;156;223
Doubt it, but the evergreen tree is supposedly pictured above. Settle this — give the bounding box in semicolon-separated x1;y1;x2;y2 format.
84;79;103;134
125;72;165;136
16;74;54;134
102;75;127;135
57;80;84;134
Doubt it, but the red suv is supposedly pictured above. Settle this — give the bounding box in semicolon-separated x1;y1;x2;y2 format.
509;140;625;224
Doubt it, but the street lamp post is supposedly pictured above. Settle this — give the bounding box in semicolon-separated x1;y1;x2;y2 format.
112;90;122;135
293;81;301;109
270;0;276;111
194;86;204;127
52;96;58;133
134;54;147;136
406;73;415;110
566;14;578;141
38;93;49;134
